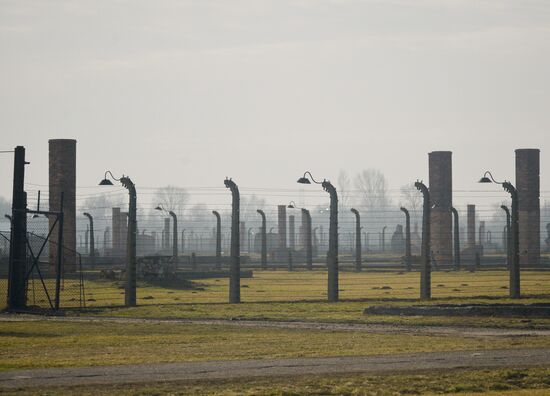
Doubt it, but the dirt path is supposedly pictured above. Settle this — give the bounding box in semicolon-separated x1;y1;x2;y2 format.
3;314;550;337
1;348;549;389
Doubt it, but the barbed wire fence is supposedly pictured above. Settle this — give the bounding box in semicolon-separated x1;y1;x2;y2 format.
0;184;549;308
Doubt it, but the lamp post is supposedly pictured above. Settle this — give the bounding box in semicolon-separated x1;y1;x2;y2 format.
247;227;253;254
155;205;178;262
103;228;109;254
181;229;185;254
479;172;519;298
224;178;240;303
501;205;511;270
85;226;89;255
288;201;313;270
415;180;431;299
83;212;95;268
256;209;267;270
212;211;222;270
382;226;387;253
297;171;338;302
350;208;362;272
450;207;460;270
99;171;137;307
400;207;412;272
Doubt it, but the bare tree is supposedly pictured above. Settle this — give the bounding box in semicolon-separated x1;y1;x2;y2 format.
399;183;422;212
337;170;351;209
186;203;210;225
240;194;267;224
354;169;390;210
80;193;125;220
153;185;189;217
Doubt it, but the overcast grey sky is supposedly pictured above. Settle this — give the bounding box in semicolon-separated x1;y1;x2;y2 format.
1;0;549;207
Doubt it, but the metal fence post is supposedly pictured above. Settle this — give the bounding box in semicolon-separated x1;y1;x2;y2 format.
256;209;267;270
451;207;460;270
322;181;339;303
8;146;28;311
350;208;361;272
400;207;412;272
224;178;240;303
303;209;312;270
415;181;431;300
212;211;222;270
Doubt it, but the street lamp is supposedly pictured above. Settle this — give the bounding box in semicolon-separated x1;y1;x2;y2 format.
288;201;313;270
181;229;186;254
212;211;222;270
501;205;511;270
415;180;431;299
479;171;520;298
99;171;137;307
224;178;240;303
155;205;178;262
247;227;253;254
381;226;387;253
32;191;41;218
83;212;95;268
256;210;267;270
450;207;460;271
350;208;362;272
297;171;338;302
400;207;412;272
103;228;110;253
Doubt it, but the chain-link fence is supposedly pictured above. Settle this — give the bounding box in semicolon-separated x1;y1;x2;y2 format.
0;221;85;311
0;230;9;310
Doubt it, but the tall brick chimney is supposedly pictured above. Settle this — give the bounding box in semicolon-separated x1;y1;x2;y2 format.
49;139;77;272
515;148;540;267
429;151;453;265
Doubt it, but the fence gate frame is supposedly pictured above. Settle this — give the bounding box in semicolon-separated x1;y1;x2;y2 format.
21;206;64;310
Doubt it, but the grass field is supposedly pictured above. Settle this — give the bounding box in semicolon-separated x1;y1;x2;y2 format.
2;269;547;310
1;319;550;372
67;269;550;307
84;300;550;329
0;269;546;328
47;269;549;329
1;269;550;395
3;367;550;395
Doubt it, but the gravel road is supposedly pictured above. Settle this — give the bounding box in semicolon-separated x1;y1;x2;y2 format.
1;348;548;389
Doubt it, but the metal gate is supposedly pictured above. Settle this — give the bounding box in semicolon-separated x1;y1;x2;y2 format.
3;211;86;311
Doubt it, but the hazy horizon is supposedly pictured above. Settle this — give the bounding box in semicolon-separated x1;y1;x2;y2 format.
1;1;549;211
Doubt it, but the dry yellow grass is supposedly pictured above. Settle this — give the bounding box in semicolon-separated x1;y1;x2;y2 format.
1;319;550;372
3;367;550;395
73;269;550;307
